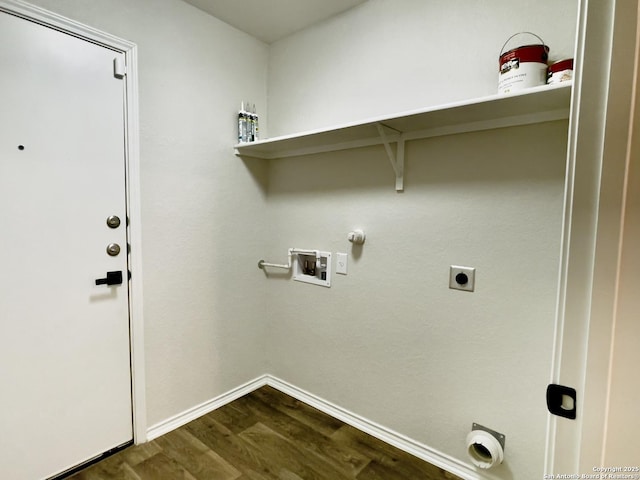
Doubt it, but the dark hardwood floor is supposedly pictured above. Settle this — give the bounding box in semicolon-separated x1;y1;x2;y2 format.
68;386;462;480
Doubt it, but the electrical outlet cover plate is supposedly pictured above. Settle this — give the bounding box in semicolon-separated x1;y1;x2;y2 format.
336;252;348;275
450;265;475;292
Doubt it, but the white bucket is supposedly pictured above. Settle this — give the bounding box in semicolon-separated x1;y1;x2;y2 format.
498;32;549;94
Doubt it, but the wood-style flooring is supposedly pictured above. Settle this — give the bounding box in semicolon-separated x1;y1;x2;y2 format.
67;386;462;480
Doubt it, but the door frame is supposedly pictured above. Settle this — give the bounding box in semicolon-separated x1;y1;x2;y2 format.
0;0;147;444
547;0;639;473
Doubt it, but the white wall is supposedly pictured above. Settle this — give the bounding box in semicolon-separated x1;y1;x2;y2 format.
264;1;578;478
26;0;270;428
268;0;577;136
263;122;568;479
604;108;640;465
604;4;640;459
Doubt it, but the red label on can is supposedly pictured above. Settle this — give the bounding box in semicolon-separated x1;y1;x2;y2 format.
499;44;549;70
548;59;574;73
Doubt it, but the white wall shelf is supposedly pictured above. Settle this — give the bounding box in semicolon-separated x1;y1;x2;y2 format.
234;82;572;191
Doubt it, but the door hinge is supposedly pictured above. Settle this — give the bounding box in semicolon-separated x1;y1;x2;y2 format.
113;57;126;79
546;384;577;419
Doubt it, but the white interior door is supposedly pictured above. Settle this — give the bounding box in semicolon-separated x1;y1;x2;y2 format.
0;11;133;480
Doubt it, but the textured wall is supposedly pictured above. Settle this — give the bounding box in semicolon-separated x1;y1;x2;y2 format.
268;0;577;136
262;121;568;478
264;1;578;477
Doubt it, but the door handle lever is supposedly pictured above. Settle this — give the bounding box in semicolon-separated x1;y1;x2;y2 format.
95;271;123;286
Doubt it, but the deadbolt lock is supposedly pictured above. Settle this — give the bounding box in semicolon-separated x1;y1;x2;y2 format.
106;215;121;229
106;243;121;256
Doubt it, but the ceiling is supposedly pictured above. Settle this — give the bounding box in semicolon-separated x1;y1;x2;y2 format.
182;0;368;44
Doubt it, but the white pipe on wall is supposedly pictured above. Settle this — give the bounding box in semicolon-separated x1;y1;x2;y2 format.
258;248;320;270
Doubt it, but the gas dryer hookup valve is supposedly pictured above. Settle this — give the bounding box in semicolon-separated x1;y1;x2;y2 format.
347;229;366;245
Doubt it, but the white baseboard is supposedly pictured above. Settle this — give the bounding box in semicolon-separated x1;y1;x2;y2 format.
146;374;269;441
146;373;485;480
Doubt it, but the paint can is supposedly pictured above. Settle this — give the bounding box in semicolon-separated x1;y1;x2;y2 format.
547;59;573;85
498;32;549;94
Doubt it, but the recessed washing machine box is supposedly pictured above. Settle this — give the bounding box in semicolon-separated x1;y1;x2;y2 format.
293;251;331;287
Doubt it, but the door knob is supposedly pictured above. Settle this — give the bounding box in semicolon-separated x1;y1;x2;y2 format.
95;271;123;286
106;243;121;256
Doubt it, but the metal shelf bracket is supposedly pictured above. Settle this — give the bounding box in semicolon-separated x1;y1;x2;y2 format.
376;123;405;192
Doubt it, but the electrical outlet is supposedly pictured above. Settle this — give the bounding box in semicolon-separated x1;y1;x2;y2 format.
449;265;475;292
